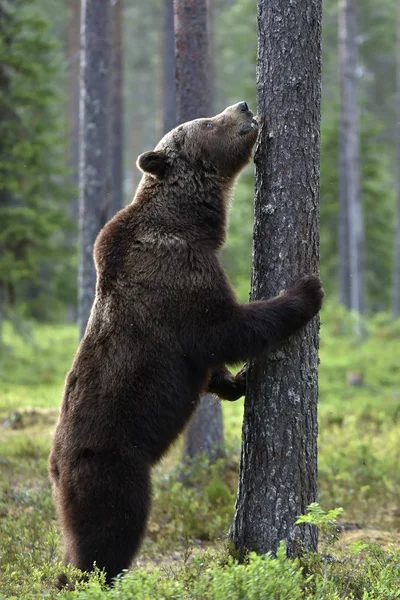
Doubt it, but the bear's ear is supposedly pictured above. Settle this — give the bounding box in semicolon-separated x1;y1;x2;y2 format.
137;151;168;178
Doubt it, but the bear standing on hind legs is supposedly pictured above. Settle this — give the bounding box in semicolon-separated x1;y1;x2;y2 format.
49;102;323;584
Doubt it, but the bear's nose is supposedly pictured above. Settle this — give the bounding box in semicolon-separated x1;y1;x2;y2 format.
238;101;249;112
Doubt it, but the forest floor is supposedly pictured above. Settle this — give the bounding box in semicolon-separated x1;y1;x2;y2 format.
1;306;400;598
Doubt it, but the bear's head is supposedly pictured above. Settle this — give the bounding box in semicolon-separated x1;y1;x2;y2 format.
137;102;258;183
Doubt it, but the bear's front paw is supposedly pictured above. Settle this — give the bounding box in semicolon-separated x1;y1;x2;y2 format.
289;274;324;318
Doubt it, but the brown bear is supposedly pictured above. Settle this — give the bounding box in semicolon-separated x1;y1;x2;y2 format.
49;101;323;584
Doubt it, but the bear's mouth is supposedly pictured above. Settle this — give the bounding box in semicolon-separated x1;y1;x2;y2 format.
239;118;259;136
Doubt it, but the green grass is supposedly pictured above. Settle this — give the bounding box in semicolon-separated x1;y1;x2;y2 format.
0;323;77;416
1;306;400;597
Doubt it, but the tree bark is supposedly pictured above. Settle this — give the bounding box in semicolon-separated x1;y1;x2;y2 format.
230;0;321;558
206;0;214;115
393;5;400;318
174;0;222;461
338;0;365;322
66;0;80;323
182;394;224;460
109;0;124;220
174;0;211;124
67;0;80;194
78;0;112;339
162;0;176;134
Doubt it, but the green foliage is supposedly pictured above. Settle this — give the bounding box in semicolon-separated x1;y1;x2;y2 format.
296;503;344;549
193;544;309;600
1;312;400;597
222;171;254;301
296;503;344;533
0;0;76;322
146;453;237;555
301;543;400;600
0;322;77;416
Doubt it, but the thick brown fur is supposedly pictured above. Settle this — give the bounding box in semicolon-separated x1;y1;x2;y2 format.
49;102;323;584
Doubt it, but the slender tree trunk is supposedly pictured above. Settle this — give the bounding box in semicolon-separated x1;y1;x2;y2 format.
393;6;400;318
338;105;350;308
78;0;112;339
162;0;176;134
0;4;11;337
338;0;365;322
66;0;80;323
67;0;80;194
174;0;211;124
230;0;321;558
206;0;214;114
175;0;222;461
109;0;124;220
130;111;142;192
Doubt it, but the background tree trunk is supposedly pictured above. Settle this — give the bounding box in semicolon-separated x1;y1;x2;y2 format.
174;0;222;461
78;0;112;339
181;394;224;460
174;0;211;123
206;0;214;114
338;0;365;323
109;0;124;220
66;0;80;323
0;3;13;338
393;5;400;318
162;0;176;135
67;0;80;195
230;0;322;558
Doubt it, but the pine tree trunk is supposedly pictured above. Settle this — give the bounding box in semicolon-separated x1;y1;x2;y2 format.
67;0;80;193
182;394;224;460
174;0;222;461
393;6;400;318
338;110;350;308
338;0;365;322
78;0;112;339
230;0;321;558
206;0;214;115
162;0;176;134
0;4;12;336
66;0;80;324
109;0;124;219
174;0;211;123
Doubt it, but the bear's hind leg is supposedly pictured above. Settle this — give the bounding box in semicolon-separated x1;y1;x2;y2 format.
61;457;151;585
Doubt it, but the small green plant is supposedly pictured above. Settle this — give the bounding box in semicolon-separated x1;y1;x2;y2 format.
296;503;344;550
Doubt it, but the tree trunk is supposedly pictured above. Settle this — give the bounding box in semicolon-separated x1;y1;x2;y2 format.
206;0;214;115
338;0;365;322
78;0;112;339
162;0;176;134
67;0;80;193
109;0;124;220
66;0;80;323
393;6;400;318
182;394;224;460
174;0;211;124
174;0;222;461
230;0;321;558
338;103;350;308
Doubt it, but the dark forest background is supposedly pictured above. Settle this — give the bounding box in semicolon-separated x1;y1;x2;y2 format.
0;0;398;328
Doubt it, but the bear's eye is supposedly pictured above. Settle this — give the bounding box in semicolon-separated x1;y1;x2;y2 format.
206;122;214;129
